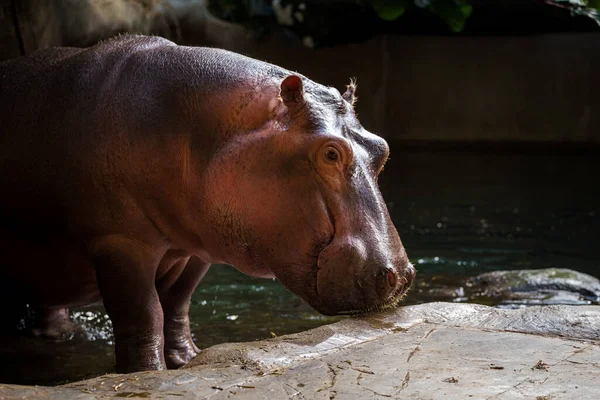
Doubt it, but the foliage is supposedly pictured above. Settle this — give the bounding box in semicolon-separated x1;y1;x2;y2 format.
372;0;409;21
546;0;600;26
372;0;472;32
370;0;600;31
206;0;600;41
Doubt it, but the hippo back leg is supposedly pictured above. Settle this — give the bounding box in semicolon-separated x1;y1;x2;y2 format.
0;288;74;340
30;307;77;340
157;256;210;369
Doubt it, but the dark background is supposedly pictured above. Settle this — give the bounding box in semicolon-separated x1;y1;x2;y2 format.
0;0;598;386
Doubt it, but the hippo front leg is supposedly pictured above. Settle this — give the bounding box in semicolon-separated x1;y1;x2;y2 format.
91;236;168;373
157;257;210;369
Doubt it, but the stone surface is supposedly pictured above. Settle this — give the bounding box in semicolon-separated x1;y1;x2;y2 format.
467;268;600;307
1;302;599;399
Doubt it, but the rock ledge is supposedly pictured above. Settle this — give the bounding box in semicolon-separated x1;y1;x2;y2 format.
1;302;598;399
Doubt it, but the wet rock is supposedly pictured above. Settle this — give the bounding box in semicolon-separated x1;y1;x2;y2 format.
466;268;600;307
1;302;598;399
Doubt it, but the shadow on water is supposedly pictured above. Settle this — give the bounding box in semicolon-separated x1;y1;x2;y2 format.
1;143;598;385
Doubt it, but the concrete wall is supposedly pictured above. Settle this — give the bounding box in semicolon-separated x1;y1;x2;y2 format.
2;0;599;143
189;15;600;143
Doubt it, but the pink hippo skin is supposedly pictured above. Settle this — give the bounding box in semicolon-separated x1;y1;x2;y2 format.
0;35;415;373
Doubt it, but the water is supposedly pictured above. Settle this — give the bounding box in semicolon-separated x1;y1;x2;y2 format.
1;144;598;385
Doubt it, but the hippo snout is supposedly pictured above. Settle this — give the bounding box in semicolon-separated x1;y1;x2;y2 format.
313;236;414;315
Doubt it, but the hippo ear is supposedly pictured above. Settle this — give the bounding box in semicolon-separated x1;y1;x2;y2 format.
342;78;357;107
280;75;305;108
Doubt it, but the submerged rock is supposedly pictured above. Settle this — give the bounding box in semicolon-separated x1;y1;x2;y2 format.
466;268;600;307
1;302;598;399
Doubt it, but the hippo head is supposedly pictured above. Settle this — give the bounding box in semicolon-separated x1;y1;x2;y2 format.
205;74;415;315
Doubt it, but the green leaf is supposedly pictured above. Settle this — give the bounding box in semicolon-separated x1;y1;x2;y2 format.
460;4;473;18
429;0;472;33
548;0;600;25
588;0;600;10
372;0;409;21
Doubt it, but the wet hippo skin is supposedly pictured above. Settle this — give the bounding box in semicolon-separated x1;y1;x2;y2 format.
0;35;415;373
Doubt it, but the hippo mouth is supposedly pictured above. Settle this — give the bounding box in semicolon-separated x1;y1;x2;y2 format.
311;256;415;316
334;264;414;316
307;188;415;316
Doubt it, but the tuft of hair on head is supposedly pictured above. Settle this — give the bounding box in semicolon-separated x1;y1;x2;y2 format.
342;78;358;107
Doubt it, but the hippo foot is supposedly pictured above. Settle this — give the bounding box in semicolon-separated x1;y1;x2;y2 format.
30;321;78;340
30;308;78;341
165;336;200;369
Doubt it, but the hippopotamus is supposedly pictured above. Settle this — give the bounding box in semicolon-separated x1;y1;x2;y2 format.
0;35;415;373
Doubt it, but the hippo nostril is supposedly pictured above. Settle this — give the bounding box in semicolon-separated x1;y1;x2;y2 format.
386;270;397;288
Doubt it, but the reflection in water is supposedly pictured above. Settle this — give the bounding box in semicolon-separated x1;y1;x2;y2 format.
0;146;598;385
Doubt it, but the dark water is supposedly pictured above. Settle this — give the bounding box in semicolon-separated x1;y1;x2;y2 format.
1;144;598;385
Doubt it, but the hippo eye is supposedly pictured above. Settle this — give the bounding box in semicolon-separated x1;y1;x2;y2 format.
325;148;339;162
